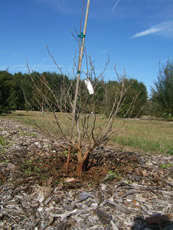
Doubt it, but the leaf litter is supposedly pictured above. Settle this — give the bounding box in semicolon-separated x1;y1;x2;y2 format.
0;119;173;229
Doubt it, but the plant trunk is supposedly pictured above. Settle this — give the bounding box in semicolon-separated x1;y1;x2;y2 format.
76;161;83;178
76;148;91;177
65;146;71;175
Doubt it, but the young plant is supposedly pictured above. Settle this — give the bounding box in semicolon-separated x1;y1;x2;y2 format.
23;1;138;177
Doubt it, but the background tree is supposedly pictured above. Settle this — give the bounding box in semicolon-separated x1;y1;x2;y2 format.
0;71;14;114
151;60;173;118
104;78;147;118
119;78;147;118
10;72;26;110
0;70;148;118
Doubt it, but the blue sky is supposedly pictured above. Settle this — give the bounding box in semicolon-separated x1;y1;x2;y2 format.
1;0;173;94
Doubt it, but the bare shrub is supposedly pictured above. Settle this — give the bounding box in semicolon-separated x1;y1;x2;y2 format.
23;0;138;177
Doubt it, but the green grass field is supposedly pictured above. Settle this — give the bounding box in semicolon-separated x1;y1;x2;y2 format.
1;110;173;155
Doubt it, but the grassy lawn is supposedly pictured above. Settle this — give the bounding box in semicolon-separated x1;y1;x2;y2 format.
1;110;173;155
114;119;173;155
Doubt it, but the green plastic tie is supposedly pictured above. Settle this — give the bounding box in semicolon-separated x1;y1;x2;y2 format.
78;32;86;38
77;70;81;74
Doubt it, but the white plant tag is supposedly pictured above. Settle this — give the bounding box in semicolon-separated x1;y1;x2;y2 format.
84;79;94;95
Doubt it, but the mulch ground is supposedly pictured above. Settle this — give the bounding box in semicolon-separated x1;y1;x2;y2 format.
0;118;173;229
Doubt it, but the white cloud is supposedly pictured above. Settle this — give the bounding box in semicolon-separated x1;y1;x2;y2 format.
0;50;6;54
131;24;164;38
0;50;19;56
35;0;79;15
100;49;109;55
131;21;173;39
112;0;120;13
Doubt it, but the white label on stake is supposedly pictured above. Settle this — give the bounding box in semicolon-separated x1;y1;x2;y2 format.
84;79;94;95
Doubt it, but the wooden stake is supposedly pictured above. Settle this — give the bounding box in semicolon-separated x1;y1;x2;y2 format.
71;0;91;138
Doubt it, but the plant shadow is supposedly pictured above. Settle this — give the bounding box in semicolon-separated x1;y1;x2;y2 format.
131;214;173;230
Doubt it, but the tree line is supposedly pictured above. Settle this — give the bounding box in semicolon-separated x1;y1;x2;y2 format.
0;60;172;118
